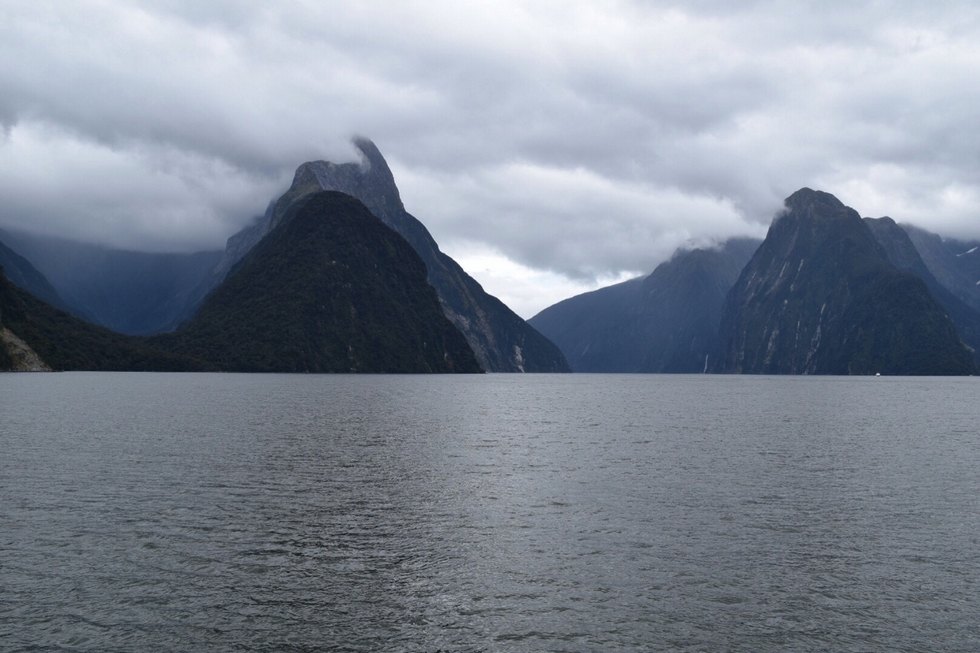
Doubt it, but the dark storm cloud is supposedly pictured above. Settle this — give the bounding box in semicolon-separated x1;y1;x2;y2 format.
1;0;979;311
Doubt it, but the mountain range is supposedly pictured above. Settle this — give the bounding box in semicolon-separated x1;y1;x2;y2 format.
863;217;980;365
0;228;222;335
1;190;482;373
3;144;979;376
0;264;205;372
1;139;569;373
533;189;978;376
902;224;980;313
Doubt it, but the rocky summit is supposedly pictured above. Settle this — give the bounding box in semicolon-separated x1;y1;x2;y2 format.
715;189;976;375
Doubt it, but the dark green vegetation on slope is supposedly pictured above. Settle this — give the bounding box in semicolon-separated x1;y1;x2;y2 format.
214;139;569;373
715;189;975;375
529;238;760;372
0;266;205;371
0;277;13;369
152;192;482;373
0;340;11;371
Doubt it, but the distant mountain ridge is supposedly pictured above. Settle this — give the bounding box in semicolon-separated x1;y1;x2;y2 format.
0;228;221;335
902;224;980;314
529;238;760;372
208;138;569;372
0;139;561;373
533;189;977;376
0;265;207;372
6;156;979;377
0;236;72;314
865;217;980;365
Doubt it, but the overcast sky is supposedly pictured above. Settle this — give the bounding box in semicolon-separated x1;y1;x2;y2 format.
2;1;980;317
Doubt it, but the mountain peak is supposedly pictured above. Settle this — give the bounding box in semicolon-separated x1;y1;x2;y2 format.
287;138;404;229
351;136;386;171
216;138;569;372
716;190;975;375
783;187;846;213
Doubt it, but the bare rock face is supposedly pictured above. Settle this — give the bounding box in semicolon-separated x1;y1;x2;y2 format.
715;189;975;376
0;327;51;372
211;139;569;373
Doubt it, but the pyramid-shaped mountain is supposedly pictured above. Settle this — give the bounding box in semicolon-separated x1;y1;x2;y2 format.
529;238;760;372
715;189;975;375
212;139;569;373
152;191;482;373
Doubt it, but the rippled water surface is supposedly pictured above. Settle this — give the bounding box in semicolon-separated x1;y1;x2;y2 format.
2;373;979;651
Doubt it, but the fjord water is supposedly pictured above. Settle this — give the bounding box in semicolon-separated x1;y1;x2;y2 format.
2;374;978;652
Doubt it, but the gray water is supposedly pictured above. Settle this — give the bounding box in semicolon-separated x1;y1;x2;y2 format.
1;373;978;652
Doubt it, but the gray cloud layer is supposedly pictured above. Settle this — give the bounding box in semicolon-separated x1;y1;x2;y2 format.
2;1;980;311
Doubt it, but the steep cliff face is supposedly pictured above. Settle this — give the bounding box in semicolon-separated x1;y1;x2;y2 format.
212;139;569;372
529;238;760;372
715;189;975;375
865;217;980;363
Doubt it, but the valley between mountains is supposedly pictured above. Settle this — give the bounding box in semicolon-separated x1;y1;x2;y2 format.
2;141;979;375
